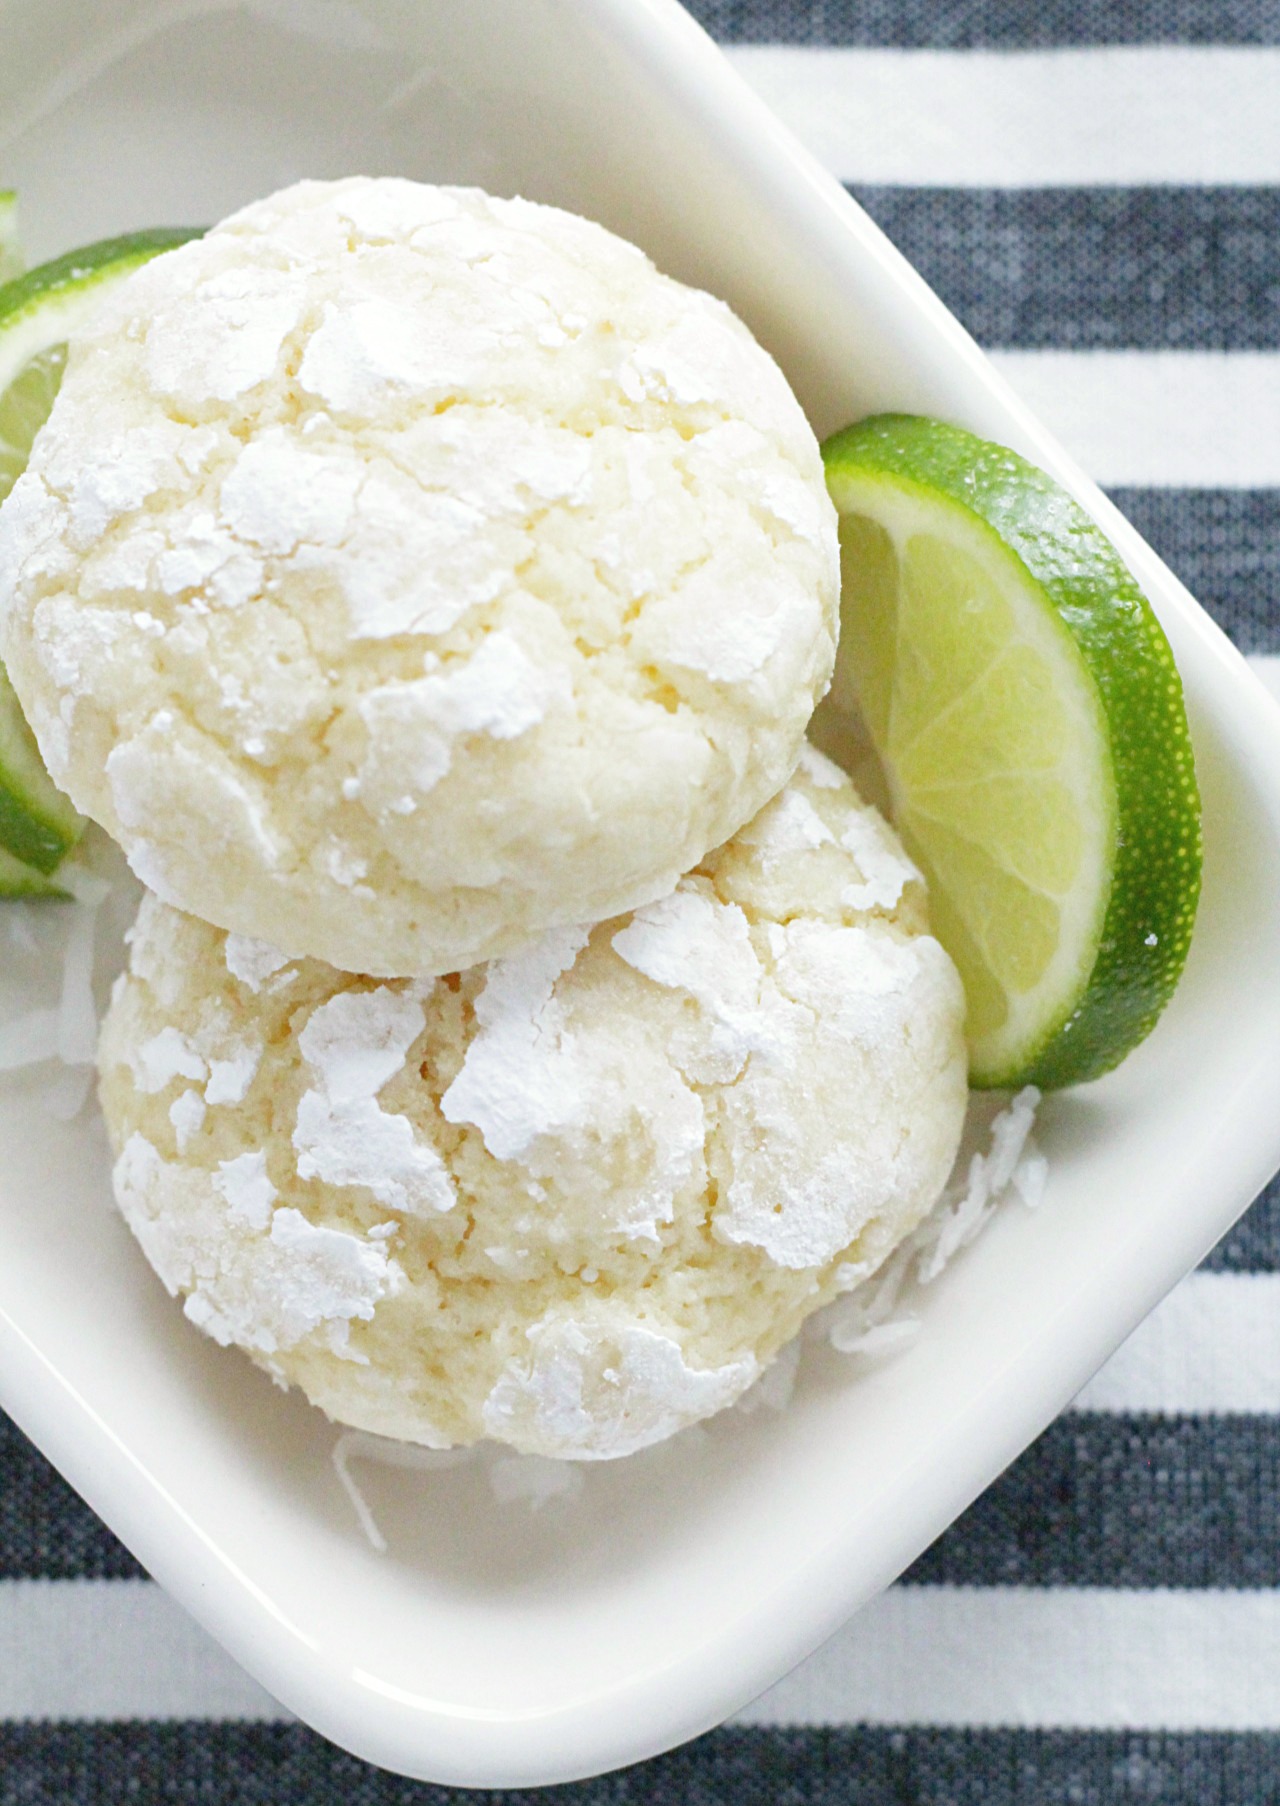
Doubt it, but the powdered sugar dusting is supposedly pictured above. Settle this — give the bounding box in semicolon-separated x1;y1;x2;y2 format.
168;1088;206;1152
144;264;307;404
649;562;808;685
204;1044;261;1107
482;1316;758;1460
772;920;923;1045
357;634;564;807
298;296;493;413
711;920;959;1271
839;809;918;913
737;786;835;862
444;913;712;1243
213;1150;277;1229
224;933;294;993
440;925;591;1160
797;743;846;789
266;1206;402;1331
131;1026;207;1093
219;430;362;555
294;987;456;1215
318;473;506;641
612;884;769;1084
0;179;837;979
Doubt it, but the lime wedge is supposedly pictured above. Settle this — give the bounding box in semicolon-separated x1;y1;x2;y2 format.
0;225;203;885
0;191;22;285
818;414;1201;1090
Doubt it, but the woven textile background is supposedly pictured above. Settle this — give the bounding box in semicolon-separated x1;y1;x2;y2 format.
5;1;1280;1801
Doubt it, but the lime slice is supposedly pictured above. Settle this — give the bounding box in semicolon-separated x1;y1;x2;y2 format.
0;841;67;899
0;191;22;284
0;341;65;508
0;225;203;887
818;414;1202;1090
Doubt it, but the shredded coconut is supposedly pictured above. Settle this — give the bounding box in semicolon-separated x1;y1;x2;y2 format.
57;890;102;1065
0;848;125;1094
916;1085;1042;1284
0;1008;60;1070
818;1087;1046;1358
332;1430;471;1554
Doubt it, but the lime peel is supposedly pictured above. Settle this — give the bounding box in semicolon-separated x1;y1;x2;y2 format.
0;840;68;899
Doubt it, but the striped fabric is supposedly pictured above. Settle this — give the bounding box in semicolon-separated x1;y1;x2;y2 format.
5;4;1280;1801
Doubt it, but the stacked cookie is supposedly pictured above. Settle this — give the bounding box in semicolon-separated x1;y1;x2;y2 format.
0;179;967;1458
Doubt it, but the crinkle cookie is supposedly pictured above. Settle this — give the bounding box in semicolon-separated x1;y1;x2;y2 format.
0;177;838;977
98;751;967;1460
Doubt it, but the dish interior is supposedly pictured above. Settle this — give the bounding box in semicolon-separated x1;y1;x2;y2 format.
2;0;1280;1787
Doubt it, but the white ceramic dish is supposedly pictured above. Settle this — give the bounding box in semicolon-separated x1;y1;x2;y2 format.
3;0;1280;1788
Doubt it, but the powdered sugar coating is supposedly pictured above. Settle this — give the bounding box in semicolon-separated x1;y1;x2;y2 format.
482;1316;757;1460
1;177;837;976
223;933;294;994
98;760;966;1458
293;987;456;1215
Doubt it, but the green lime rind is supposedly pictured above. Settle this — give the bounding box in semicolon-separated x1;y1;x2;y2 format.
822;413;1202;1091
0;839;69;899
0;662;83;871
0;226;202;351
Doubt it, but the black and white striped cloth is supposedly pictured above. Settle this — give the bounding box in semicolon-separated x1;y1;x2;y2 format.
5;2;1280;1799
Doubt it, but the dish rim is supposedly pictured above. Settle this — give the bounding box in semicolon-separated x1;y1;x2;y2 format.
1;0;1279;1787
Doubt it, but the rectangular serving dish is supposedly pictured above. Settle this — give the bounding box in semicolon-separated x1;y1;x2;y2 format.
2;0;1280;1787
